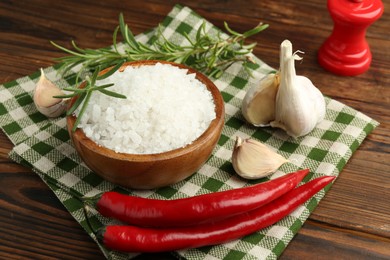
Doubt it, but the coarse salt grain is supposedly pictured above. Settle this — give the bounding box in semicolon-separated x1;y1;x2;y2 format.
77;63;216;154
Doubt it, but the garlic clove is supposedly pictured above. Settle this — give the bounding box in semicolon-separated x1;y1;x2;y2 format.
242;73;280;126
270;40;326;138
33;69;67;117
232;136;288;179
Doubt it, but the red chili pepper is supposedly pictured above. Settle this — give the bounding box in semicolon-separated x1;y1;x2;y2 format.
97;175;335;253
90;169;309;227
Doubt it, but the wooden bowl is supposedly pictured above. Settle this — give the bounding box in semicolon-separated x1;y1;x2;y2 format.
67;60;225;189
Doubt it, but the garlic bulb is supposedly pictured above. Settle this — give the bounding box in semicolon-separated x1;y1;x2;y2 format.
242;72;279;126
232;136;288;179
33;69;67;117
270;40;326;138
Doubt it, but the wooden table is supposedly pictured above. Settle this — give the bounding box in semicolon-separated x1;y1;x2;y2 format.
1;0;389;259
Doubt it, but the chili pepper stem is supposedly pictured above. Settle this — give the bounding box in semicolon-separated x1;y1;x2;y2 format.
95;227;106;241
83;204;112;258
82;204;98;234
82;193;102;208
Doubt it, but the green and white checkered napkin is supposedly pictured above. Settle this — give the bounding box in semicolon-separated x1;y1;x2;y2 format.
0;4;379;260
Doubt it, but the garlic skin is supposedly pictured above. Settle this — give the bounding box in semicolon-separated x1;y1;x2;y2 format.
232;136;288;179
270;40;326;138
33;69;67;117
242;73;279;126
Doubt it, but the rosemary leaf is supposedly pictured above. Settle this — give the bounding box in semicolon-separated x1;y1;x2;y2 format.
196;21;206;42
243;23;269;38
223;22;242;37
97;60;125;80
112;26;120;53
119;13;139;50
53;93;77;99
67;92;86;116
98;88;127;99
72;91;92;132
91;83;115;90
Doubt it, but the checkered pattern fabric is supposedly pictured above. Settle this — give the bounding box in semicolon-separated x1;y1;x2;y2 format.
0;4;378;260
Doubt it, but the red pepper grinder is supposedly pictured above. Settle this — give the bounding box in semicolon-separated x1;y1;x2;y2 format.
318;0;384;76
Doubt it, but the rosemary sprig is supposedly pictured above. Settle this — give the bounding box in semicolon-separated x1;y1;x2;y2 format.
52;13;268;130
54;65;127;132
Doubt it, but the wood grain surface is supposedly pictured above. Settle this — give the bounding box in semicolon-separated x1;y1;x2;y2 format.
1;0;389;259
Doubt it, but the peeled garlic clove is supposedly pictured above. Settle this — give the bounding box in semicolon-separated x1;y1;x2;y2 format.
232;136;288;179
270;40;326;138
242;73;279;126
33;69;67;117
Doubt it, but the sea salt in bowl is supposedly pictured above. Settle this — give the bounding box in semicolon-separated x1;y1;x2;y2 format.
67;60;224;189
